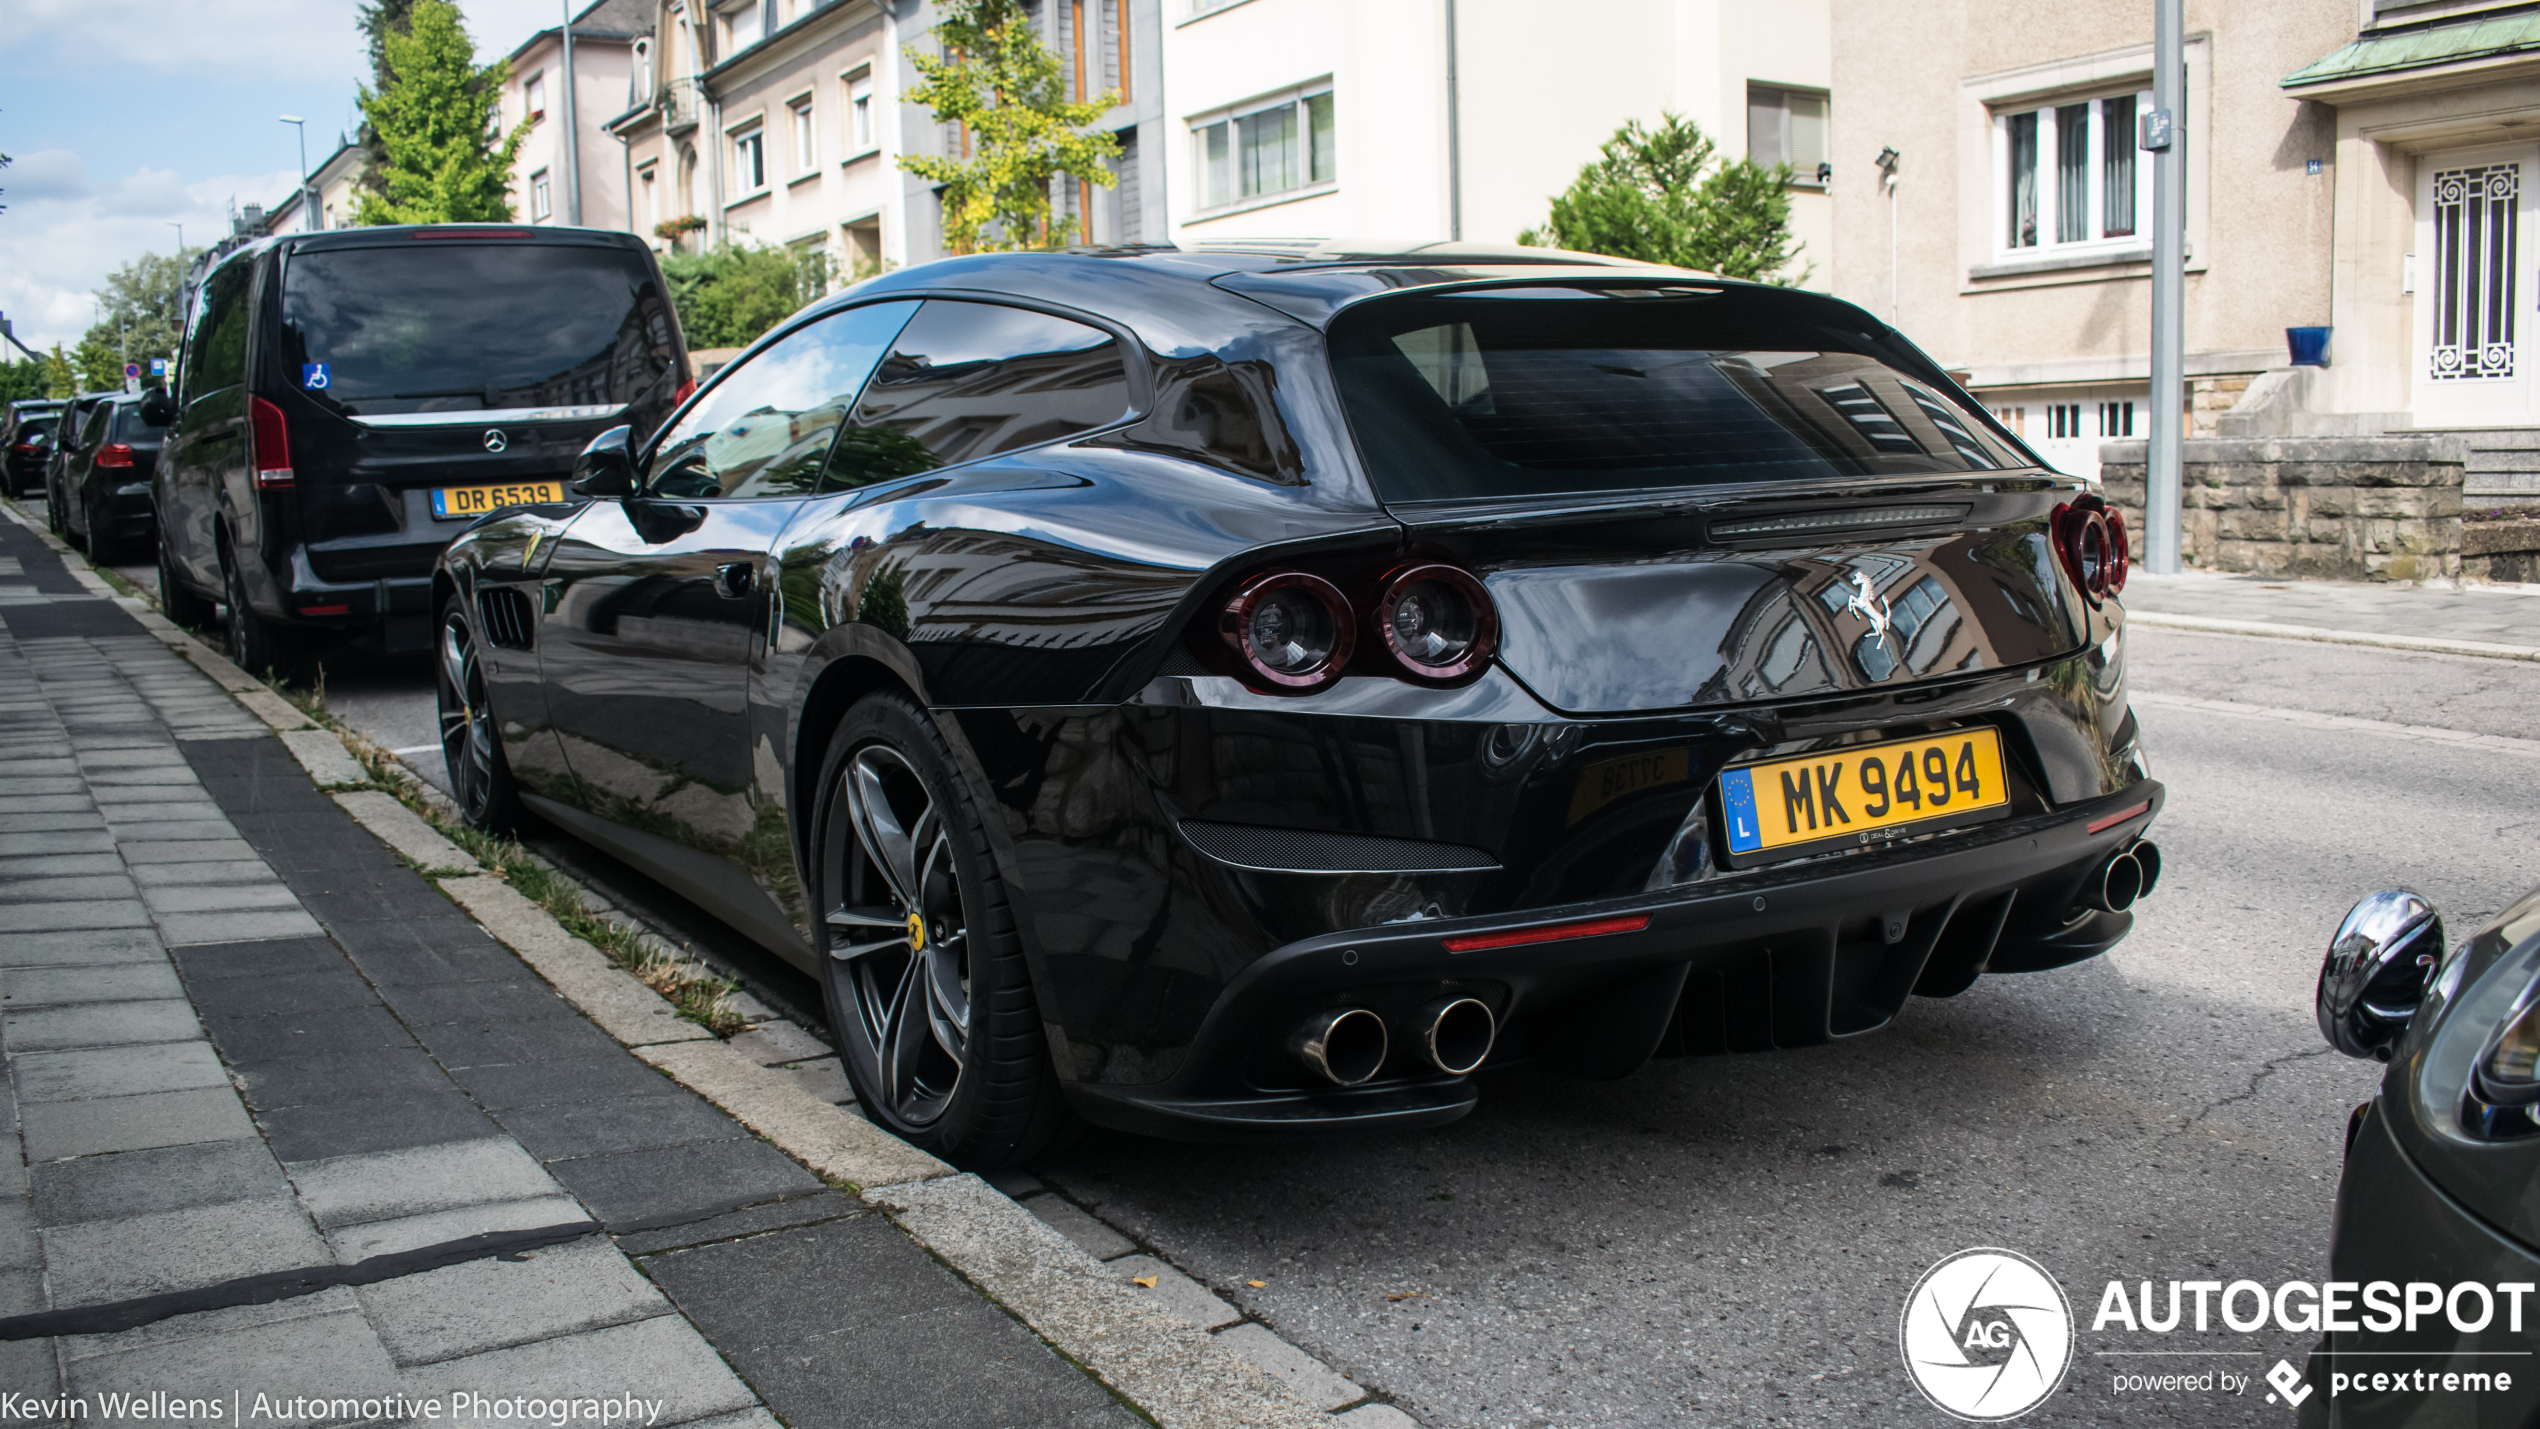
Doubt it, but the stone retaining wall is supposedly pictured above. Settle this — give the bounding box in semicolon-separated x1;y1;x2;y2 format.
2099;437;2465;581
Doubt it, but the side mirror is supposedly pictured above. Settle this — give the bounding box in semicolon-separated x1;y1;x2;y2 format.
138;386;176;428
2318;889;2445;1061
570;425;638;498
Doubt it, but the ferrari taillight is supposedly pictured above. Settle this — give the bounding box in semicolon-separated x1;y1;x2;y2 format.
1221;572;1355;691
2052;496;2124;604
1375;563;1497;682
1211;559;1499;694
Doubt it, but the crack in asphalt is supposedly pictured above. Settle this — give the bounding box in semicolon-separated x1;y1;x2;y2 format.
2184;1045;2340;1130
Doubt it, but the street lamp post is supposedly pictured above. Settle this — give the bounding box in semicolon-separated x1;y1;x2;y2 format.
280;115;318;232
2144;0;2185;572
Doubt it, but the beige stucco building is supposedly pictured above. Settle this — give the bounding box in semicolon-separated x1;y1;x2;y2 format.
262;138;368;236
501;0;652;233
1162;0;1832;280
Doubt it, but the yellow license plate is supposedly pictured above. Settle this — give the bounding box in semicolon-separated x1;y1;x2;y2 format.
1718;728;2009;862
431;480;564;519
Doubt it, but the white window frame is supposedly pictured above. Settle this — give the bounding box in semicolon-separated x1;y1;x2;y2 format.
731;123;767;195
530;167;553;221
788;93;816;175
721;0;762;55
1748;83;1830;188
1990;88;2151;261
1188;80;1336;217
524;71;546;123
844;65;876;156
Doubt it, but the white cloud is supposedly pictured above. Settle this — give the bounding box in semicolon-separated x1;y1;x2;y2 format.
1;0;361;78
6;150;89;203
0;165;296;355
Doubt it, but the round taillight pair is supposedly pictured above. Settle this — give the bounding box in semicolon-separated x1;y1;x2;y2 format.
2053;498;2129;604
1220;563;1498;691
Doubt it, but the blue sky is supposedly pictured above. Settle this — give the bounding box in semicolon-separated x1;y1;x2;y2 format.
1;0;564;355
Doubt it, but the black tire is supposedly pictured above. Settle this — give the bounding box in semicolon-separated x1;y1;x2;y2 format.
222;546;304;683
810;692;1076;1168
44;479;66;539
82;490;117;564
435;594;520;831
159;537;216;628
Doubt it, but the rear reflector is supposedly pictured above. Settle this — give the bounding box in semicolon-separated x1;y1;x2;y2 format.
248;396;293;489
95;443;134;469
2086;800;2153;835
299;604;350;617
1443;914;1650;954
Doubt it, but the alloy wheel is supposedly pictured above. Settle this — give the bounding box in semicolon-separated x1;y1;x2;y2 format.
822;744;973;1127
435;609;502;820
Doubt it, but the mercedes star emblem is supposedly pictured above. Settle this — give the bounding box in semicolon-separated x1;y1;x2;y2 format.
483;429;508;453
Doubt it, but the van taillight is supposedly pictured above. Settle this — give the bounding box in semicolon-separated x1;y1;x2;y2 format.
96;444;134;469
249;396;294;489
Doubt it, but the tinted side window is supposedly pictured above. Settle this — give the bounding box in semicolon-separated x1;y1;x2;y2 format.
837;300;1129;483
648;300;918;499
186;261;253;399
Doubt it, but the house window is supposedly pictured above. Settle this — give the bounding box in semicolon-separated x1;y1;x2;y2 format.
2046;403;2083;440
639;163;659;231
846;67;874;152
733;126;766;192
1998;91;2148;254
530;168;553;221
790;97;816;172
2098;400;2134;437
1193;84;1335;211
524;72;546;123
723;2;761;54
1747;85;1828;184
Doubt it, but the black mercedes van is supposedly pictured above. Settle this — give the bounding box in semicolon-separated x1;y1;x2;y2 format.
151;225;690;673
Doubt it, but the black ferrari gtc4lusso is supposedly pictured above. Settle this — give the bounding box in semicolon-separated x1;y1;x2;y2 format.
434;242;2164;1166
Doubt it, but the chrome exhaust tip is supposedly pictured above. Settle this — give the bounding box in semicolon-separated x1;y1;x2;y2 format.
2096;849;2145;913
1415;996;1497;1075
2130;839;2162;900
1289;1007;1388;1086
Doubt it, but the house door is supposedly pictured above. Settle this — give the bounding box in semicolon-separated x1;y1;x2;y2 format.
2414;144;2537;426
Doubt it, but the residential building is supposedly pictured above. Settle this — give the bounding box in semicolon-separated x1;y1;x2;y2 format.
607;0;1165;287
1159;0;1830;280
261;137;368;235
504;0;653;231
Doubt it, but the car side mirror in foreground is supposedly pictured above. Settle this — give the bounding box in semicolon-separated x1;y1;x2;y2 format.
570;425;637;498
2318;889;2445;1061
138;387;176;428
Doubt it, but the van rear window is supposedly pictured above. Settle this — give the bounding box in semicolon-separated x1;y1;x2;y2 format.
280;244;677;417
1328;288;2025;505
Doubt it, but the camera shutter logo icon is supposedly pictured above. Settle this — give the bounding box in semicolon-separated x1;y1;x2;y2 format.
1900;1247;2074;1421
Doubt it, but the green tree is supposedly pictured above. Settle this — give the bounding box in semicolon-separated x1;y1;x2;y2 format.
44;345;76;399
71;335;121;393
902;0;1119;253
75;248;195;383
1517;113;1807;285
355;0;530;225
0;357;49;404
358;0;422;85
659;243;834;349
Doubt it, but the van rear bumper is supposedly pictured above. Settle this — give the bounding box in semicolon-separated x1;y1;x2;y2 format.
272;548;436;653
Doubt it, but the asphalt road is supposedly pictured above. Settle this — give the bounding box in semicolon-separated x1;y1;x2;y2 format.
125;566;2539;1427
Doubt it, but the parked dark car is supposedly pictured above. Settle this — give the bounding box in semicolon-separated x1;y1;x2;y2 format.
2307;886;2540;1426
40;392;116;533
147;224;690;675
433;244;2164;1166
53;393;166;560
4;399;64;496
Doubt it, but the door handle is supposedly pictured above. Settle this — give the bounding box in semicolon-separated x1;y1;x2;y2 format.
714;561;755;599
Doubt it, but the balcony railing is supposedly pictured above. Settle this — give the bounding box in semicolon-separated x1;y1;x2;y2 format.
658;78;702;133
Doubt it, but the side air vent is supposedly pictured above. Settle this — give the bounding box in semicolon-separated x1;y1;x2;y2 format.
1178;820;1500;875
479;587;536;650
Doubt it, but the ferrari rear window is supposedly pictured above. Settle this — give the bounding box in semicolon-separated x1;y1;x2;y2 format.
1327;287;2025;504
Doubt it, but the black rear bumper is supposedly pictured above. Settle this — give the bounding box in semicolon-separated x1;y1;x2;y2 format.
1062;781;2161;1140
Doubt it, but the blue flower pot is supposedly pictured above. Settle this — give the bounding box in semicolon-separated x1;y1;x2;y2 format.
2287;326;2332;367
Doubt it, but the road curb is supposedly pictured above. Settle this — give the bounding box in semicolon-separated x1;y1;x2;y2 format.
2127;609;2540;662
2131;690;2540;758
0;495;1386;1426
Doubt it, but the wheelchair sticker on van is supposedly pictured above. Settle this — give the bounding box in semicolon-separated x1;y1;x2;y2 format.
302;363;330;390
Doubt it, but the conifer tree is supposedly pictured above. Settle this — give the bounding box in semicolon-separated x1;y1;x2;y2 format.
902;0;1118;254
355;0;529;225
1518;113;1808;285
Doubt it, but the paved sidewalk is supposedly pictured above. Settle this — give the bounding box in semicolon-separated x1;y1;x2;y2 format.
2122;568;2540;649
0;520;1141;1429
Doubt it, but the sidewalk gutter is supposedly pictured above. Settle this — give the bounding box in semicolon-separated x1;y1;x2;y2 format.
2126;610;2540;662
0;499;1411;1429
